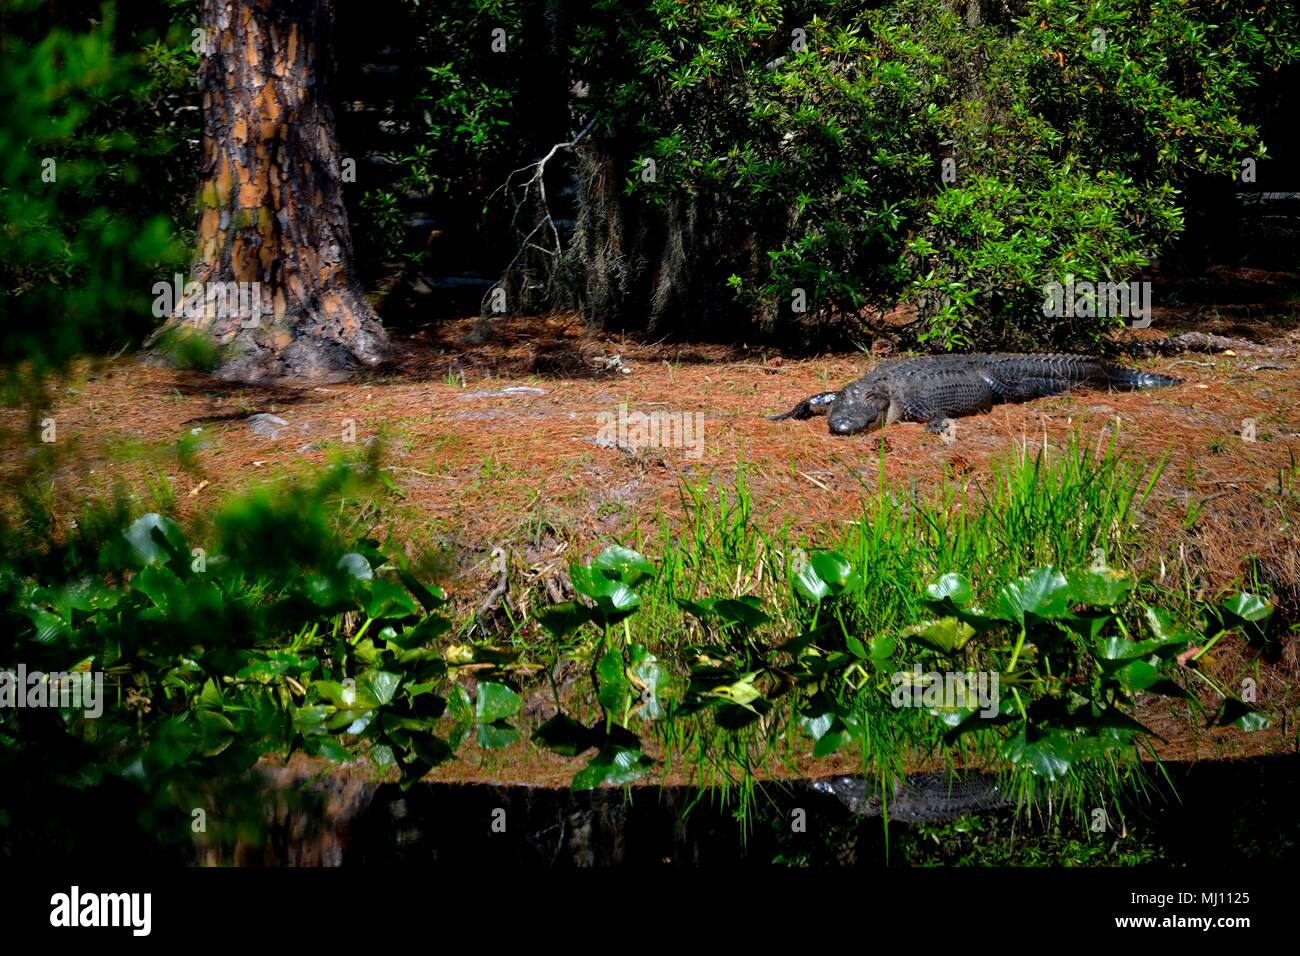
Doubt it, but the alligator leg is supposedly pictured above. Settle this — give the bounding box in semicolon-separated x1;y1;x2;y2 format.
923;417;953;435
768;391;839;421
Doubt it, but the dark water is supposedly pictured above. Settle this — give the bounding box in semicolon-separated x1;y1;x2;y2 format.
6;756;1297;865
270;755;1300;865
339;757;1297;866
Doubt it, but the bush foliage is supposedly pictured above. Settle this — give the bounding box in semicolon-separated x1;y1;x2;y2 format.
0;0;196;399
414;0;1298;347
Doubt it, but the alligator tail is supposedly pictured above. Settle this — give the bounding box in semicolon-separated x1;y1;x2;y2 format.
1105;367;1183;390
768;390;839;421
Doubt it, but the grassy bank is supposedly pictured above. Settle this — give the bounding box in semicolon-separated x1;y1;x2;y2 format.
3;431;1286;857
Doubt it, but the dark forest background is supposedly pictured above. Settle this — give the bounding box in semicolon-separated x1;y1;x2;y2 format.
4;0;1298;391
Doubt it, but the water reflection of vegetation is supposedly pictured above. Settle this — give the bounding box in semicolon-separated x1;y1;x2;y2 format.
769;812;1168;867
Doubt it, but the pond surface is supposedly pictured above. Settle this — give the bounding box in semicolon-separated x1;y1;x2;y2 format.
192;754;1299;866
9;755;1294;866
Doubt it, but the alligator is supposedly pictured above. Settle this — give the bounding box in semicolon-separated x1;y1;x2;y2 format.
769;353;1182;436
810;771;1014;823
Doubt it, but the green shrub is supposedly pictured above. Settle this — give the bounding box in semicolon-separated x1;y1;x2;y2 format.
0;0;195;400
412;0;1298;347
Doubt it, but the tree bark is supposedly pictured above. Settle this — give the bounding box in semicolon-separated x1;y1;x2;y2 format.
158;0;387;381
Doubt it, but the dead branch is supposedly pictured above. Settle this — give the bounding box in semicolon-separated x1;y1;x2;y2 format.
481;118;598;318
474;546;510;632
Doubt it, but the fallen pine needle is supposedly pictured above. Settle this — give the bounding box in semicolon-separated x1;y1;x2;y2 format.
796;470;831;491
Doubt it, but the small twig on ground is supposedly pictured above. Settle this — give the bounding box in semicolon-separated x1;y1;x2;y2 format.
383;466;452;480
796;470;831;491
544;576;564;605
474;546;510;631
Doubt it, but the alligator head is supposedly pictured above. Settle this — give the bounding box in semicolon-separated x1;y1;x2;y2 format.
827;391;891;435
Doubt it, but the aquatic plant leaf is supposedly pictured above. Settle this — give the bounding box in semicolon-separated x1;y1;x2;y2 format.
994;567;1070;623
1064;611;1112;641
1112;660;1161;693
712;597;771;629
1065;566;1135;607
314;680;375;710
709;674;762;707
900;617;976;653
447;684;473;722
336;552;373;581
811;714;863;757
569;564;641;619
867;633;897;662
195;709;235;757
715;698;771;730
925;572;973;606
532;712;596;756
1211;698;1270;731
327;708;375;734
145;716;199;771
1219;592;1273;623
677;597;715;621
791;550;858;602
630;645;670;719
1095;638;1150;661
1142;679;1193;700
132;564;186;613
361;670;402;706
293;705;329;736
1210;592;1274;644
571;745;654;790
18;605;70;645
398;570;447;611
124;513;187;567
301;572;352;608
590;546;655;586
388;615;451;648
596;648;632;714
315;738;353;763
800;712;834;741
791;560;830;602
476;722;520;749
539;601;594;640
365;578;419;620
812;551;857;589
62;577;121;613
476;681;522;723
1002;730;1074;780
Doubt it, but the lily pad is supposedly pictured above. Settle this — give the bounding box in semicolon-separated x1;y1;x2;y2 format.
124;513;188;567
1211;698;1271;731
791;550;861;602
900;616;976;653
1065;566;1135;607
532;712;596;756
571;744;654;790
1002;729;1075;780
569;564;641;620
590;546;655;586
475;681;522;723
994;566;1070;624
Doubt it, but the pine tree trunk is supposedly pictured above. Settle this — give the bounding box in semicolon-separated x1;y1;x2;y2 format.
157;0;387;381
